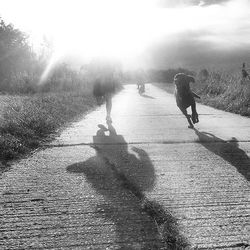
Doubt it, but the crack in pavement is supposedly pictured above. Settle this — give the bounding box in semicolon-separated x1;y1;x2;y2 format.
44;139;250;148
198;242;250;249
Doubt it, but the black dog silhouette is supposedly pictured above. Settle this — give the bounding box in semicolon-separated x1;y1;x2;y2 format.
174;73;200;128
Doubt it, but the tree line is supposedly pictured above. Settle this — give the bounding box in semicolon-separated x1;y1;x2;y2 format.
0;18;88;94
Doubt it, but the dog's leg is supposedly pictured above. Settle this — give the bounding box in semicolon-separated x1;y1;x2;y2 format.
191;101;199;124
179;107;194;129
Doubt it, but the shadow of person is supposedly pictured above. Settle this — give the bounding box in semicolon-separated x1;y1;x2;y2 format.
141;94;155;99
194;128;250;181
67;123;189;249
67;123;161;249
93;122;156;194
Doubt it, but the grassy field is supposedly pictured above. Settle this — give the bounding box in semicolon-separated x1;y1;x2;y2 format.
0;92;97;161
155;70;250;117
194;71;250;116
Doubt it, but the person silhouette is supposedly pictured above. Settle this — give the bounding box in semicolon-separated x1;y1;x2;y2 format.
93;75;115;123
92;61;121;123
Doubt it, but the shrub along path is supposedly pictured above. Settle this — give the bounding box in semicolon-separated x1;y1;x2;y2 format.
1;84;250;249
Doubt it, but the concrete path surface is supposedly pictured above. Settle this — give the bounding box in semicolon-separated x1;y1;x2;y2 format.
1;84;250;249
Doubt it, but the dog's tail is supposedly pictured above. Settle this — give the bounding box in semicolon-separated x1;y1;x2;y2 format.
192;91;200;99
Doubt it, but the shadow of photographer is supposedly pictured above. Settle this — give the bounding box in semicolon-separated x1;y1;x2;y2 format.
67;122;162;249
93;122;156;193
66;123;189;249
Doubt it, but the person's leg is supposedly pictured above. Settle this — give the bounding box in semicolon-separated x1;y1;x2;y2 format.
105;93;112;122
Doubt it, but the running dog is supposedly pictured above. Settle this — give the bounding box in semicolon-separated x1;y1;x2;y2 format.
174;73;200;128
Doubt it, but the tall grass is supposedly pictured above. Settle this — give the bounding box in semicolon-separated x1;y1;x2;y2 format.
194;70;250;116
0;63;91;94
0;92;96;161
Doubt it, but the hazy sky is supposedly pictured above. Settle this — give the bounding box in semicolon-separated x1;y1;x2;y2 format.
0;0;250;69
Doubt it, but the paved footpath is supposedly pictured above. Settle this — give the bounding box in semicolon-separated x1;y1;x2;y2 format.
1;84;250;249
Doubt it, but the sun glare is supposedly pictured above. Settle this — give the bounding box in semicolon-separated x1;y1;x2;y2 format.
23;0;230;81
29;0;165;82
1;0;250;76
51;9;159;61
27;1;233;62
1;0;245;63
22;0;162;62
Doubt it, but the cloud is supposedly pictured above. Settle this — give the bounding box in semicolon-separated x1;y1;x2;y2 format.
198;0;229;6
146;29;250;69
156;0;230;7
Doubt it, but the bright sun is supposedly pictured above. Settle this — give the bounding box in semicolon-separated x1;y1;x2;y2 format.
49;1;165;62
20;0;207;82
24;0;168;81
2;0;247;75
0;0;228;63
17;0;218;64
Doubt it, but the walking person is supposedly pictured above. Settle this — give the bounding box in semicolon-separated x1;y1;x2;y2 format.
93;62;118;123
138;82;145;95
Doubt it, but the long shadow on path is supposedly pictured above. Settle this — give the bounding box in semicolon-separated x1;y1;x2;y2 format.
67;123;189;249
140;94;155;99
194;129;250;181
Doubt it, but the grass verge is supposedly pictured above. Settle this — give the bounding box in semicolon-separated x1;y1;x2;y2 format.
0;92;97;161
194;71;250;116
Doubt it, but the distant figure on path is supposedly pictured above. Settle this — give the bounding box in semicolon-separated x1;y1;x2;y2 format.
174;73;200;129
138;82;145;95
242;62;250;82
